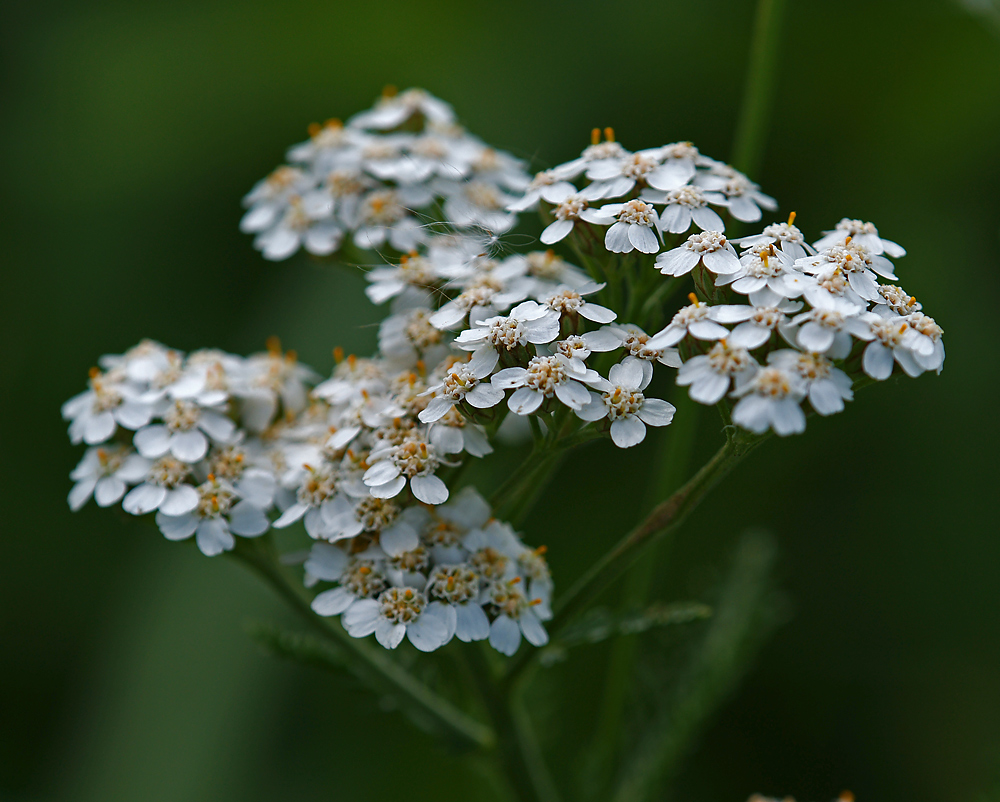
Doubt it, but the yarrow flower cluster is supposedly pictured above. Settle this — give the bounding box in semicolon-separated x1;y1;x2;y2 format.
65;89;946;659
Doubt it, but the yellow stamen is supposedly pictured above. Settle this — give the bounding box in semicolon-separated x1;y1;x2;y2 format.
787;211;796;226
604;127;615;142
688;292;699;306
266;335;281;355
333;346;344;363
590;128;601;145
382;84;397;98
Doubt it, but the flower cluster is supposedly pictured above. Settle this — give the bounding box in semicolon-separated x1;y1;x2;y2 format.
306;486;551;655
241;87;529;260
67;88;947;657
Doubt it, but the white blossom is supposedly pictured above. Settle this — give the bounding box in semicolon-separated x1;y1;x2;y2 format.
576;360;676;448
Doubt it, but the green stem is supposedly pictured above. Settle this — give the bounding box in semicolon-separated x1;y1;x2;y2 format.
581;394;701;796
467;647;562;802
229;538;495;750
730;0;789;178
501;428;768;686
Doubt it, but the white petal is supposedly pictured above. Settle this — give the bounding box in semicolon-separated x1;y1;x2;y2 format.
93;476;127;507
133;425;172;458
155;512;198;540
466;383;504;409
311;587;356;616
375;618;407;649
605;222;633;253
519;610;549;647
363;460;401;486
170;430;208;463
160;484;199;516
196;518;235;556
68;478;97;511
637;398;676;427
489;615;522;656
410;474;449;505
628;224;659;254
554;381;591;410
455;603;491;642
863;342;894;380
198;412;236;443
228;500;270;536
540;219;574;244
369;475;407;499
380;522;420;556
122;484;167;515
343;599;380;637
610;416;647;448
508;387;545;415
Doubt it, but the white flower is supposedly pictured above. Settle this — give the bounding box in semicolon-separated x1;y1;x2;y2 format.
427;407;494;459
539;282;617;324
576;360;676;448
273;463;345;538
378;306;449;369
348;88;455;131
285;119;364;170
734;213;815;261
591;200;662;254
812;218;906;258
133;400;236;463
585;149;664;198
606;324;681;383
234;345;319;432
645;141;705;190
537;184;608;244
363;435;450;504
550;130;629;181
62;369;155;445
796;239;896;304
441;180;519;234
549;329;623;373
677;341;758;405
858;314;926;380
428;272;533;330
453;301;561;371
365;252;441;305
768;350;853;416
788;304;871;357
507;169;578;212
903;312;945;372
485;579;549;656
68;446;150;511
416;486;492;563
709;296;801;349
154;475;270;557
250;196;344;261
240;166;315;238
492;354;605;414
716;242;799;297
875;284;921;317
343;587;454;652
695;165;776;223
425;564;491;642
647;297;732;349
308;544;388;615
731;366;807;436
351;187;431;252
121;456;199;516
655;230;740;276
418;354;505;423
644;185;727;234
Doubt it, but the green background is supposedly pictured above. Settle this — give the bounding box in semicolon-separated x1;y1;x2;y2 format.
3;0;999;799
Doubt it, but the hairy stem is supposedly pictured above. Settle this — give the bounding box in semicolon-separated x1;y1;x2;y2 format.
229;538;495;750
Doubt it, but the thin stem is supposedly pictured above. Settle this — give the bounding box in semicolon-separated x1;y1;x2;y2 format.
229;538;495;750
467;647;562;802
501;428;768;686
581;394;700;795
730;0;789;178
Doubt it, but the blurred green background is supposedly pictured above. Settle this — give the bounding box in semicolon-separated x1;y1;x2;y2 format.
3;0;1000;799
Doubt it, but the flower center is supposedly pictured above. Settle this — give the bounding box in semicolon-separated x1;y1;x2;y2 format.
209;446;246;480
554;196;587;221
428;565;480;604
361;190;404;225
442;365;480;399
465;181;502;210
707;341;753;373
754;368;792;398
617;199;655;226
196;479;235;519
621;153;657;179
343;560;387;598
604;386;643;419
388;546;430;574
356;497;399;532
878;285;919;315
470;547;509;580
165;400;201;432
685;230;727;253
524;356;569;395
150;457;188;488
545;290;583;315
378;587;426;624
298;467;337;506
392;439;437;477
486;317;528;350
665;186;707;209
404;310;442;348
